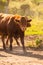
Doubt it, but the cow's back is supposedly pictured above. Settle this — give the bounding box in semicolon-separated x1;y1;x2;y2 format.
0;13;11;35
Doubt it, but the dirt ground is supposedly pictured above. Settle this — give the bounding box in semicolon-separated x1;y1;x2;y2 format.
0;36;43;65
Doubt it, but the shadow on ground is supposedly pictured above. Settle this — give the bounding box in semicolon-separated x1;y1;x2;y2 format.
0;46;43;60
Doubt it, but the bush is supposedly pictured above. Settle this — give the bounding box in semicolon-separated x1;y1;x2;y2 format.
35;38;42;46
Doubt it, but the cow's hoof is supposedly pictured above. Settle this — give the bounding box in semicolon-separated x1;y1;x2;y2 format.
3;45;6;50
10;48;12;51
23;49;27;54
3;47;6;50
18;44;20;47
17;43;20;47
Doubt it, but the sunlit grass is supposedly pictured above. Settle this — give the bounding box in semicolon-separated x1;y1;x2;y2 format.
25;18;43;35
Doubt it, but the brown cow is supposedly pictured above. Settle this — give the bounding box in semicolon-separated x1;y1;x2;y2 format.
7;16;32;52
0;13;32;52
0;13;21;49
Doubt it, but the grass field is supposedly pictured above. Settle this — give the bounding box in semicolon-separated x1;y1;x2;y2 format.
25;18;43;35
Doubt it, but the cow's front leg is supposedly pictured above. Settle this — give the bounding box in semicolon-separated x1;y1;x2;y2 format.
20;34;26;53
9;37;13;50
2;35;6;50
15;38;20;46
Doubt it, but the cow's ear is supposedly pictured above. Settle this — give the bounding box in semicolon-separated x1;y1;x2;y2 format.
27;19;32;22
27;23;31;27
27;23;29;27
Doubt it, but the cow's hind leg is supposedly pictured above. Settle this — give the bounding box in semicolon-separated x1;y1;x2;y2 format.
1;35;6;50
9;37;13;50
6;36;9;46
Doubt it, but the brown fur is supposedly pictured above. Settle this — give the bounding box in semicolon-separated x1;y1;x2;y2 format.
7;16;32;52
0;13;32;52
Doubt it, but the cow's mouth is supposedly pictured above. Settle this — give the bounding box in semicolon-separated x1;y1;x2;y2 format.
21;27;26;31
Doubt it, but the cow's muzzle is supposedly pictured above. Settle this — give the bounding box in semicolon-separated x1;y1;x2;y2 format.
21;27;26;31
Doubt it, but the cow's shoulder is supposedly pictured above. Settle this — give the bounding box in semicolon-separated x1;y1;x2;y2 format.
14;14;21;20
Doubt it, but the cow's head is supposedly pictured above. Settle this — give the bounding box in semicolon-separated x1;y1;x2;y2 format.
17;16;32;31
10;16;32;32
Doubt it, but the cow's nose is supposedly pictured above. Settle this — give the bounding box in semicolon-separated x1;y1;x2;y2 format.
22;27;26;31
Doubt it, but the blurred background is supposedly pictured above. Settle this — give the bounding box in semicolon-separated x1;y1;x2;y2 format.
0;0;43;18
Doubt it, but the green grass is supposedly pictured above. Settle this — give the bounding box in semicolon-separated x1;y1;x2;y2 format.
25;18;43;35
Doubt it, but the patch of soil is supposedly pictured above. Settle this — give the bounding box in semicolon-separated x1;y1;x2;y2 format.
0;35;43;65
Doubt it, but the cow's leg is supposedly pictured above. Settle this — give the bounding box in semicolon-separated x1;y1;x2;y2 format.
20;37;26;52
6;36;9;46
20;34;26;53
1;35;6;50
15;38;20;46
9;37;13;50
